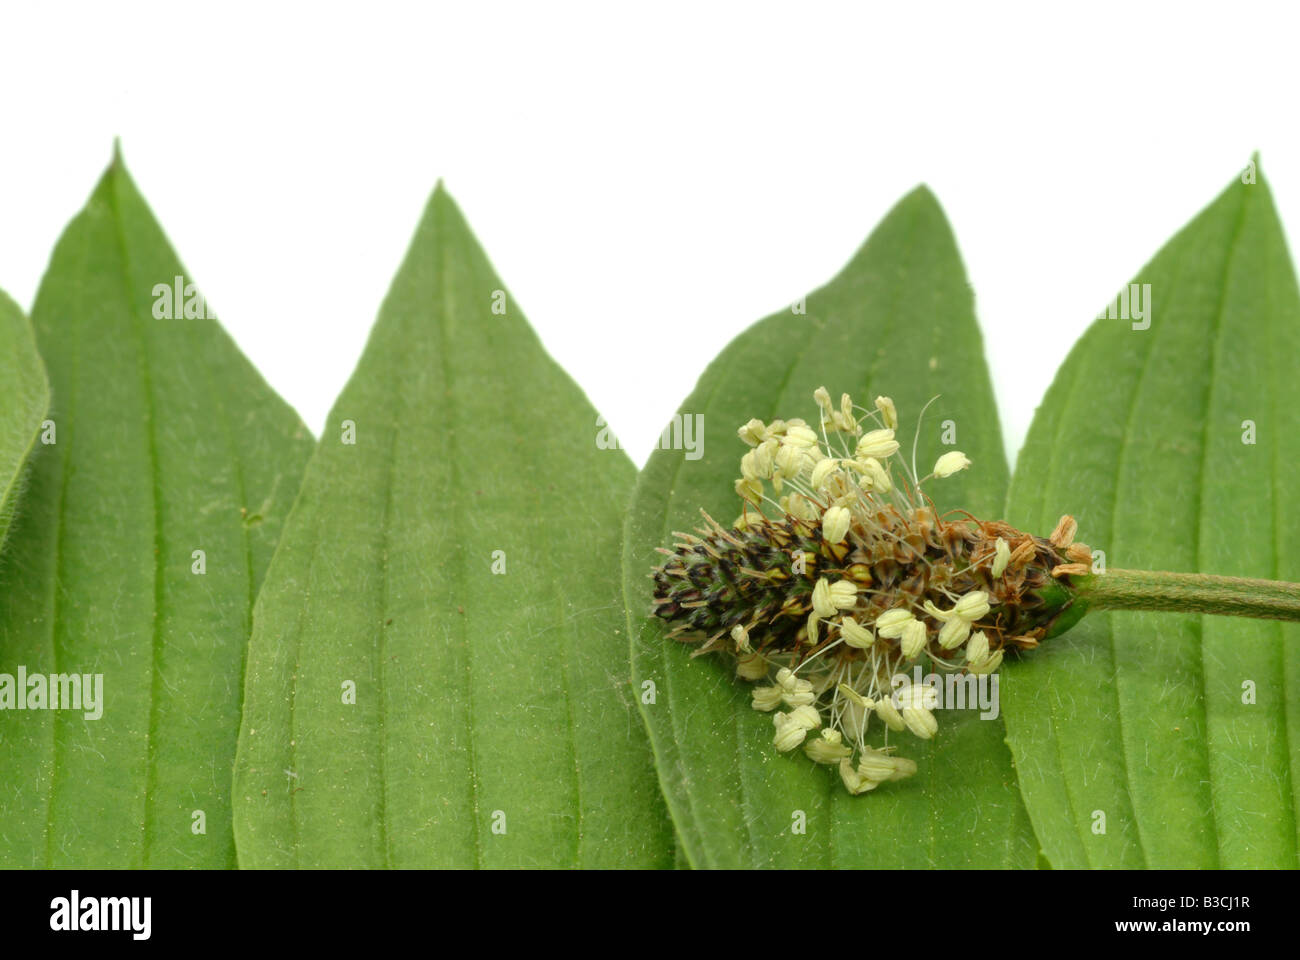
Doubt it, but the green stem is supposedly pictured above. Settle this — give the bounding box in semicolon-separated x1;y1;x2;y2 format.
1075;569;1300;622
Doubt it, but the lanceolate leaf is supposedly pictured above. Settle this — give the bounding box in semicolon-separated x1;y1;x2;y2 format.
0;153;314;867
0;290;49;556
1004;162;1300;868
624;187;1038;868
232;184;672;868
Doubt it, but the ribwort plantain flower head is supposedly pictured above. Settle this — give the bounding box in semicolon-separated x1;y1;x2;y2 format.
651;388;1089;793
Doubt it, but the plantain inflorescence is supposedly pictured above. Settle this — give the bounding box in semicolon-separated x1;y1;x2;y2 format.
651;388;1091;793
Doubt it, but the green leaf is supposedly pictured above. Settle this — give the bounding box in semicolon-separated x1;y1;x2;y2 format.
0;153;314;867
1004;161;1300;868
624;187;1038;868
0;290;49;555
232;183;673;868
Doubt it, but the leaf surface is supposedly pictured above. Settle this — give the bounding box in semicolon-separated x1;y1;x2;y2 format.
624;187;1037;868
1004;162;1300;868
233;184;672;868
0;154;314;867
0;290;49;556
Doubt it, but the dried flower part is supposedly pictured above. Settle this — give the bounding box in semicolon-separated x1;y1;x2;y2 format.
651;387;1090;793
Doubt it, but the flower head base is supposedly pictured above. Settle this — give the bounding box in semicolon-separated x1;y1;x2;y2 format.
652;388;1088;793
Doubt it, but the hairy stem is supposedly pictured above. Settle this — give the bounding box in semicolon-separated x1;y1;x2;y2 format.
1075;569;1300;622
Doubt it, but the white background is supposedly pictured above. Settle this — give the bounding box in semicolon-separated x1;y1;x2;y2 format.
2;2;1296;470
